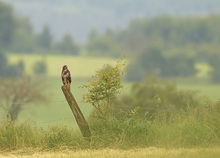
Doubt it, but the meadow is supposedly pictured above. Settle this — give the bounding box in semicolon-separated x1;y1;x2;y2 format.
2;53;220;127
7;54;117;78
1;54;220;157
1;77;219;129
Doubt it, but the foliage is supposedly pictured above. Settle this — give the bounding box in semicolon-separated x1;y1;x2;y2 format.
0;51;7;76
32;59;47;75
86;15;220;81
11;16;37;53
37;25;52;50
5;60;24;77
0;51;24;77
126;46;164;81
0;1;37;52
86;28;120;58
0;1;15;49
6;0;220;50
124;15;220;48
116;76;203;120
55;33;79;55
81;58;126;119
1;0;220;81
0;1;80;54
207;53;220;83
126;47;197;81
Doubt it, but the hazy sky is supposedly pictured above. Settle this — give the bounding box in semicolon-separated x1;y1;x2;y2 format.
3;0;220;43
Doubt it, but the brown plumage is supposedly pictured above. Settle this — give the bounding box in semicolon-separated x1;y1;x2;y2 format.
61;65;71;85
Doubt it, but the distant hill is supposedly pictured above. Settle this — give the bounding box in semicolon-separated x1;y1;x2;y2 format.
2;0;220;43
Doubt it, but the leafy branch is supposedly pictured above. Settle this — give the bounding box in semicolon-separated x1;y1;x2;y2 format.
81;58;126;119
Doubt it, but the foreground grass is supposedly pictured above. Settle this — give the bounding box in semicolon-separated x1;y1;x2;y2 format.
0;105;219;150
1;148;220;158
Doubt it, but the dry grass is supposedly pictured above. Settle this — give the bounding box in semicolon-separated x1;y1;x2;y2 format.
1;148;220;158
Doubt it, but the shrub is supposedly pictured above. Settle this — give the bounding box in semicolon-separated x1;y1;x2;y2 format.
81;58;126;120
115;76;203;120
32;60;47;75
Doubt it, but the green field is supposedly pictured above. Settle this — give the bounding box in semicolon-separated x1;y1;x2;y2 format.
8;78;94;129
0;78;219;129
2;54;220;128
7;54;117;78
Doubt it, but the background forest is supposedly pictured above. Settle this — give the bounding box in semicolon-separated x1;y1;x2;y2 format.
1;0;220;83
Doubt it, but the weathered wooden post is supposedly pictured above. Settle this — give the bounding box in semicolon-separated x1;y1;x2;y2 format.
61;85;91;141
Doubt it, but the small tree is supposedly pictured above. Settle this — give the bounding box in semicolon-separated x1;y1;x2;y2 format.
0;77;48;122
0;51;24;77
116;76;202;120
0;51;7;76
37;25;53;50
207;53;220;83
81;58;126;119
32;60;47;76
56;33;79;55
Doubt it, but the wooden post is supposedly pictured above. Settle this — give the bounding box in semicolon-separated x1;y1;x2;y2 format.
61;85;91;141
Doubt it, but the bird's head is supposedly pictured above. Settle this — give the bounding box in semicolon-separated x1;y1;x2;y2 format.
62;65;68;70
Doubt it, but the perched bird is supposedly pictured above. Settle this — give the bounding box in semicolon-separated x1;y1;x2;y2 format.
61;65;71;85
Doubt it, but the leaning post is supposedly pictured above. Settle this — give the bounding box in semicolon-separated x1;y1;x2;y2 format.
61;85;91;141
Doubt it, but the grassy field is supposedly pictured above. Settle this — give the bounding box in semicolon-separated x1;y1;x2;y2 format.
1;54;220;156
7;54;117;78
2;53;220;128
0;78;91;129
7;53;219;100
178;83;220;101
0;77;219;129
1;148;220;158
4;78;94;129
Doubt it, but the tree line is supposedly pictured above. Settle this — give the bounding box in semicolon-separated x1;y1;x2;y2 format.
0;1;79;55
86;15;220;82
1;1;220;82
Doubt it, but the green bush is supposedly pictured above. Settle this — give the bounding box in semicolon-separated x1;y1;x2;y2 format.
32;60;47;75
81;58;126;119
115;76;203;120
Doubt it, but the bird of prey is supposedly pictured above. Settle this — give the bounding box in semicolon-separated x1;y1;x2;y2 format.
61;65;71;85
